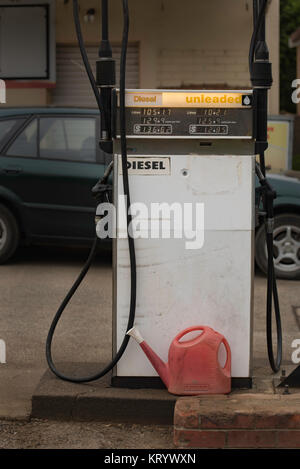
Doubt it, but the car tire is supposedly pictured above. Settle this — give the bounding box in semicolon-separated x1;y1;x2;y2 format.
255;213;300;280
0;204;20;264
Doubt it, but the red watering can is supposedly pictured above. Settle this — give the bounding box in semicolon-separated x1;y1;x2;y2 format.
127;325;231;395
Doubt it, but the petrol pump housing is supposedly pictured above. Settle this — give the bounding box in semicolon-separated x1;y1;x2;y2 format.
112;89;255;389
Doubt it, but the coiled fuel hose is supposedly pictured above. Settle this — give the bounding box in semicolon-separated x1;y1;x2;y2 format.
251;0;282;373
46;0;137;383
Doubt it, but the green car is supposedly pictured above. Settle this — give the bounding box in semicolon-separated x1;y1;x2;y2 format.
255;171;300;280
0;107;300;280
0;107;108;262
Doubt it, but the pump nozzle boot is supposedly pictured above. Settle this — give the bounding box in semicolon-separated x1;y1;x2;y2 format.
127;327;170;389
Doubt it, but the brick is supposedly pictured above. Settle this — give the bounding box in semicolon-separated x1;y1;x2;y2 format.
277;431;300;449
255;413;300;429
175;412;199;429
227;431;277;449
200;413;256;429
174;429;226;449
174;395;300;448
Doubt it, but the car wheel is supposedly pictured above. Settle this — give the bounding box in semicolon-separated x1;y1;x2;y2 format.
255;214;300;280
0;204;20;264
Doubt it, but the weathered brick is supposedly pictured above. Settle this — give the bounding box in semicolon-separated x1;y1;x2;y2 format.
227;430;277;449
174;429;226;449
174;412;199;429
277;431;300;449
173;395;300;449
200;413;256;429
255;413;300;429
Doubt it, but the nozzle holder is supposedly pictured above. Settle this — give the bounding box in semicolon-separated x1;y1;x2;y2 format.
96;57;116;87
251;61;273;89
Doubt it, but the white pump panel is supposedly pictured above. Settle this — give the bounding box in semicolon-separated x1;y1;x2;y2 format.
114;152;255;380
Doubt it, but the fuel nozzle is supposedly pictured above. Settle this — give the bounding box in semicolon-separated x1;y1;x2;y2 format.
250;0;272;158
96;0;116;154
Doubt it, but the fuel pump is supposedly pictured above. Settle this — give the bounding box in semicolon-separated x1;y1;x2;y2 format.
46;0;282;388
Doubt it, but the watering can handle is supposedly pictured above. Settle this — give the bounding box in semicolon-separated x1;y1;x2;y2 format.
174;326;208;345
220;337;231;374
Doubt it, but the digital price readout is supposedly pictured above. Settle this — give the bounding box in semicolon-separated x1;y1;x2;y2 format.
134;124;173;135
116;91;253;139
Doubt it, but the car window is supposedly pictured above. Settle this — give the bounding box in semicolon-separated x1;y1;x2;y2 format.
40;117;97;162
0;119;19;145
6;119;38;158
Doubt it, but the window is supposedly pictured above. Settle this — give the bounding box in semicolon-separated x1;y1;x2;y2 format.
0;5;49;79
0;119;18;145
6;119;38;158
40;117;97;162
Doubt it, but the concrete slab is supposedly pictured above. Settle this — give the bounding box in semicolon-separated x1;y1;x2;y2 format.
32;363;177;425
31;361;284;425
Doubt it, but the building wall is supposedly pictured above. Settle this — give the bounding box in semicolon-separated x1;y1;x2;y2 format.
5;88;48;107
266;0;280;116
56;0;280;114
0;0;56;107
3;0;280;114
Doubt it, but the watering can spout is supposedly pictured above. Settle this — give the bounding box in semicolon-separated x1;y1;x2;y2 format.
127;327;169;388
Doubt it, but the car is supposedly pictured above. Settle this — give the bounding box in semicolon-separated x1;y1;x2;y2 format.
0;107;110;263
0;107;300;280
255;171;300;280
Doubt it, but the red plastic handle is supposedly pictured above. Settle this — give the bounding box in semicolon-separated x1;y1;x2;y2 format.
220;337;231;374
174;326;208;345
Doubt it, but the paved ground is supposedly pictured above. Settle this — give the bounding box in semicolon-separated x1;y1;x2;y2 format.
0;420;174;449
0;244;299;448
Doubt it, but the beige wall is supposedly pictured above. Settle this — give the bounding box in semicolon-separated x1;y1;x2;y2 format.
55;0;279;113
5;88;48;107
5;0;280;114
266;0;280;115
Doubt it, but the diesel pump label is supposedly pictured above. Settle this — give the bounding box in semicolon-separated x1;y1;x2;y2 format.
116;90;253;139
119;157;171;176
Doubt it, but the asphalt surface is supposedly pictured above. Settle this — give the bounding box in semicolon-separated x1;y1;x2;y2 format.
0;244;299;448
0;420;174;449
0;244;113;420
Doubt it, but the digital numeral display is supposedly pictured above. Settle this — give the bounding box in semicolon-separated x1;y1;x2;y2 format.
142;108;171;116
134;124;173;135
197;117;222;125
189;125;229;135
197;109;228;117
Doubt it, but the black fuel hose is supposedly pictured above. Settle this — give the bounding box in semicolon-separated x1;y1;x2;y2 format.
73;0;102;112
46;0;136;383
250;0;283;373
249;0;268;75
266;230;282;372
256;164;282;373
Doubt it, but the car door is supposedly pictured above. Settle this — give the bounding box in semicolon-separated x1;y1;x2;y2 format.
2;113;105;241
0;117;40;237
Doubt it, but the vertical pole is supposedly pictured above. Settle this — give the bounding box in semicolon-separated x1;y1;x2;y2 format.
102;0;109;41
99;0;112;58
251;0;272;176
97;0;115;153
